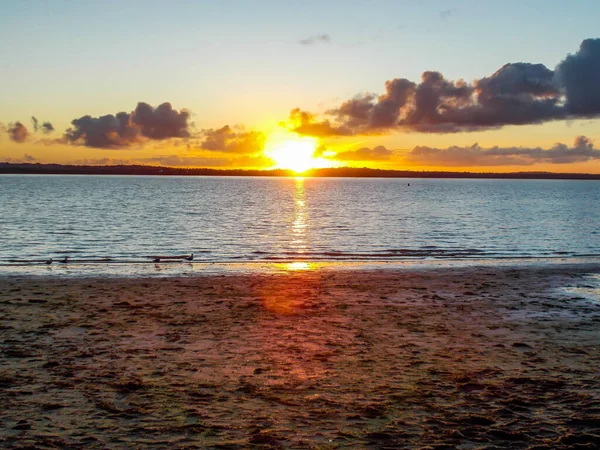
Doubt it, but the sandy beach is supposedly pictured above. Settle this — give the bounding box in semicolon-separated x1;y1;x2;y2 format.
1;263;600;449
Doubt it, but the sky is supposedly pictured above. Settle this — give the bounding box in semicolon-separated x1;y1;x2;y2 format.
2;0;600;173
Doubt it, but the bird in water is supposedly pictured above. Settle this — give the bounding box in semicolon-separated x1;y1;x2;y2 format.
153;257;161;263
45;258;53;265
58;256;69;263
184;254;194;261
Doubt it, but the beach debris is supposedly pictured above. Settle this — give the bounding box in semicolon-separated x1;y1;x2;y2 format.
5;256;113;264
147;254;194;263
6;257;54;264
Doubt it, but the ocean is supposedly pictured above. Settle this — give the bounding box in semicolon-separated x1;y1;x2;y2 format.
1;175;599;273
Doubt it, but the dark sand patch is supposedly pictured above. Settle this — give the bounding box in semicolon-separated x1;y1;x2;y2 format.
1;264;600;448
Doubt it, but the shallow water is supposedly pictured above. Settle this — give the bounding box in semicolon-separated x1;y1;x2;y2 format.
1;175;599;267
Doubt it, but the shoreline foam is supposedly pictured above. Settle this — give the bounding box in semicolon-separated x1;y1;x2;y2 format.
1;256;599;279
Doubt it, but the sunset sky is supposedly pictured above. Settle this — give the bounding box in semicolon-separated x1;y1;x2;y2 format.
2;0;600;172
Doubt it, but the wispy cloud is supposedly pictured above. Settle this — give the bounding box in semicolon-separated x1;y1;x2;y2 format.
299;33;331;46
138;152;273;168
440;8;457;20
344;136;600;166
31;116;54;134
333;145;394;161
406;137;600;166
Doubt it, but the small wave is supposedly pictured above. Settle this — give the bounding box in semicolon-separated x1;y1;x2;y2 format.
249;248;491;260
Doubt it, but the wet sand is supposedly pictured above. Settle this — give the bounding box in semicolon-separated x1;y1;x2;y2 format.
1;263;600;449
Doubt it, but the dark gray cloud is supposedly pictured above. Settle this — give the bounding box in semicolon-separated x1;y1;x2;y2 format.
64;102;191;148
299;33;331;46
31;116;55;134
334;145;394;161
23;154;37;162
8;122;29;143
42;121;54;133
199;125;265;154
405;136;600;166
556;38;600;116
132;102;190;140
290;38;600;136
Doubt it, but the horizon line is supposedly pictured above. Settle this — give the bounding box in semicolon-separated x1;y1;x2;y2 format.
2;162;600;180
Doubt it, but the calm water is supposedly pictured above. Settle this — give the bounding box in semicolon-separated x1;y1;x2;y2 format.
1;175;599;265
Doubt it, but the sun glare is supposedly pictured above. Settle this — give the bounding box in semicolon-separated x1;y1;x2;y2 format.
263;129;320;173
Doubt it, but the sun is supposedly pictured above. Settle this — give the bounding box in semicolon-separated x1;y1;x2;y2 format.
263;129;320;173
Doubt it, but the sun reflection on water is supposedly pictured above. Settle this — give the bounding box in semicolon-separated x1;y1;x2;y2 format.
285;261;312;271
291;177;307;254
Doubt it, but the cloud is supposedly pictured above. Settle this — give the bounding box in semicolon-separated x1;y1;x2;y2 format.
232;153;274;168
138;152;272;168
404;136;600;166
299;33;331;46
23;154;37;162
334;145;394;161
64;102;191;148
73;157;131;165
140;154;231;167
286;108;353;137
289;38;600;136
8;122;29;143
132;102;190;140
199;125;265;154
42;121;54;133
31;116;55;134
556;38;600;116
440;8;457;20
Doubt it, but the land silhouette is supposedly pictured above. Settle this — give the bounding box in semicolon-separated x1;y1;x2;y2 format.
2;162;600;180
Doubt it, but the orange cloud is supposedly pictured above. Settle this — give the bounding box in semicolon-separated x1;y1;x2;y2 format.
199;125;265;154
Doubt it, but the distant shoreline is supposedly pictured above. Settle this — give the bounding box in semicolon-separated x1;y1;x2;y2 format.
2;162;600;180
